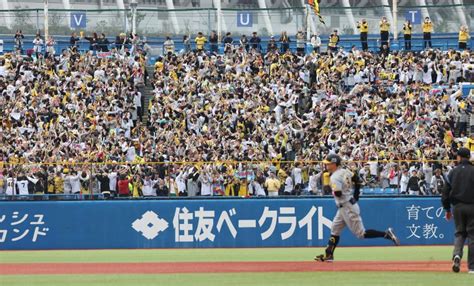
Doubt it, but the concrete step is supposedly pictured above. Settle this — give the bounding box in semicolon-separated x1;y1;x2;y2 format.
140;67;155;126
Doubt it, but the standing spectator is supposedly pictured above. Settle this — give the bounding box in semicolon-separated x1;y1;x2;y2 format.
264;172;281;197
328;30;339;52
115;33;129;51
117;174;131;197
399;168;410;195
141;175;156;197
250;171;266;197
295;30;305;55
163;36;175;55
379;16;390;48
32;33;43;58
407;169;421;195
133;89;143;121
96;172;111;197
97;33;110;52
183;35;191;53
16;172;29;196
70;170;81;195
309;170;321;195
459;25;470;50
240;34;249;52
322;170;331;195
209;31;218;53
84;32;99;51
14;30;24;52
388;164;399;189
291;163;303;195
283;173;293;195
267;36;277;53
175;168;188;197
279;31;290;53
249;31;261;52
198;169;212;196
422;16;433;49
403;20;412;51
195;32;207;52
431;168;445;195
69;32;80;48
156;179;169;196
108;170;118;197
5;172;16;196
45;35;56;58
223;32;233;54
310;33;321;53
357;19;369;51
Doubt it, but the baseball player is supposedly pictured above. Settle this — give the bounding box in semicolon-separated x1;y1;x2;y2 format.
315;154;400;262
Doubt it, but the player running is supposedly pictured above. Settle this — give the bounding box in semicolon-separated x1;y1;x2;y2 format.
315;154;400;262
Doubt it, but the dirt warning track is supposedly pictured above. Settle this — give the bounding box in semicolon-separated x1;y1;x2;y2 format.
0;261;462;275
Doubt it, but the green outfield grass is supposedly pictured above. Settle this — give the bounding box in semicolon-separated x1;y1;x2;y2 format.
1;272;473;286
1;246;473;286
0;246;458;263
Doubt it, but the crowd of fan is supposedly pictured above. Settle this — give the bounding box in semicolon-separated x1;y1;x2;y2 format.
1;30;474;198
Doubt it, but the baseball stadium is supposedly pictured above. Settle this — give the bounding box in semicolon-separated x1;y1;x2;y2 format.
1;0;474;285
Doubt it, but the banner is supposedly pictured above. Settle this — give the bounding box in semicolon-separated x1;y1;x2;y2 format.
0;198;453;250
308;0;325;24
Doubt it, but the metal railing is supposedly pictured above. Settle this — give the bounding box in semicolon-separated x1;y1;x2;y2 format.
0;160;453;200
0;4;471;36
1;33;472;56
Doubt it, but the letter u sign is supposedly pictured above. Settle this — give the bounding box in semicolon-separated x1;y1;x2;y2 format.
237;11;253;27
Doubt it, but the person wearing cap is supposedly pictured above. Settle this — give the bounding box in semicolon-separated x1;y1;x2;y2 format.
442;147;474;273
315;154;400;262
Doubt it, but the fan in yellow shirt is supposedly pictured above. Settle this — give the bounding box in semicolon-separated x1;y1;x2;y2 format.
422;17;433;49
357;19;369;51
459;25;470;50
328;30;339;52
195;32;207;51
379;16;390;47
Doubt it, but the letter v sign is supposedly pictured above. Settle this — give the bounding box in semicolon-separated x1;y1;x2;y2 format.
71;12;86;28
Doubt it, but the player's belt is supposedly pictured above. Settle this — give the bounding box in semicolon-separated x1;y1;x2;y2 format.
338;197;357;208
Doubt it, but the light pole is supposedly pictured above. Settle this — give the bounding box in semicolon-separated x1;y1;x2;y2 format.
44;0;49;39
130;0;138;35
393;0;398;40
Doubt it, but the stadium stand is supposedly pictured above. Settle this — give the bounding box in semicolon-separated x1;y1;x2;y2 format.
0;9;473;199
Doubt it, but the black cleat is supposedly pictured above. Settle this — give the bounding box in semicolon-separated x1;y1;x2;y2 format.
314;254;334;262
385;228;400;246
452;255;461;273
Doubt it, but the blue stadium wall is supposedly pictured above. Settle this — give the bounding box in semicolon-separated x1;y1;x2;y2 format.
0;198;452;250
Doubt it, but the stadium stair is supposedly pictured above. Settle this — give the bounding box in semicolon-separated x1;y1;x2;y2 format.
141;66;156;125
